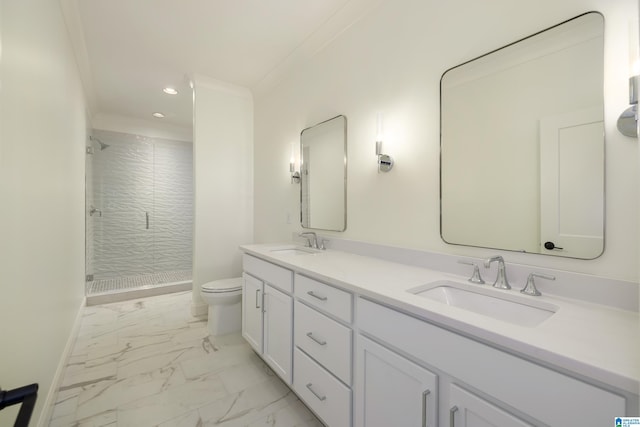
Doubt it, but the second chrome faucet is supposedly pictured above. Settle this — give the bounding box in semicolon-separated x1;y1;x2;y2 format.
484;256;511;290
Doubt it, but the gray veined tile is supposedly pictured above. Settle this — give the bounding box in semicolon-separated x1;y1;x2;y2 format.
179;340;256;381
197;377;296;427
218;361;278;395
170;322;211;344
85;331;173;370
246;399;326;427
59;361;117;390
74;409;117;427
116;339;209;379
48;410;117;427
48;412;77;427
49;292;323;427
117;375;229;426
75;365;185;420
82;330;120;354
162;306;204;328
157;410;204;427
49;394;78;422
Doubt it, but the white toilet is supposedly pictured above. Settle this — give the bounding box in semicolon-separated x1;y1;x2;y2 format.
200;277;243;336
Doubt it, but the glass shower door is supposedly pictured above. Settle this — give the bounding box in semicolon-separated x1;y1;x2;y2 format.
89;132;154;280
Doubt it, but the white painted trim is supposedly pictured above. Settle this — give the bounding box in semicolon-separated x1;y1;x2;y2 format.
191;74;253;100
37;297;86;427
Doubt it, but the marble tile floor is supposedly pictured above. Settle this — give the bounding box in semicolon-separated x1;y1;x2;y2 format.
48;291;324;427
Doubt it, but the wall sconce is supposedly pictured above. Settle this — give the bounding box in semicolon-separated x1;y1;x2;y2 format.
375;113;394;172
618;33;639;138
617;75;639;137
290;143;301;183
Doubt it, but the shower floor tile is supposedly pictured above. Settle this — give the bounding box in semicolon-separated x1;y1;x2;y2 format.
48;291;324;427
86;270;193;295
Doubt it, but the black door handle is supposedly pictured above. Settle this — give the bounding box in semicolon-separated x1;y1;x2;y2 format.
544;241;563;250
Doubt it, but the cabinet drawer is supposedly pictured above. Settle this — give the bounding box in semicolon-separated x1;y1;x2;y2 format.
243;254;292;293
294;348;351;427
295;301;352;385
295;274;352;323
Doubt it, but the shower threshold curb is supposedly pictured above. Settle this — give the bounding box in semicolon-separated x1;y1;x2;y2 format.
86;280;192;306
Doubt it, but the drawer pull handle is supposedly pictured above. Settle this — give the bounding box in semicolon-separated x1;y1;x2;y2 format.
255;289;261;309
305;383;326;401
422;389;431;427
306;332;327;346
307;290;327;301
449;405;458;427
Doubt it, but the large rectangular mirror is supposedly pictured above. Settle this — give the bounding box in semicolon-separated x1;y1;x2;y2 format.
440;12;604;259
300;115;347;231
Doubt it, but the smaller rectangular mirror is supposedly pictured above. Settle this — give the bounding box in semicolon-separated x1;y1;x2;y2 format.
300;115;347;231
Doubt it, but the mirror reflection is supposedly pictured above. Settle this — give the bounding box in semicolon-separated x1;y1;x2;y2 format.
300;115;347;231
440;12;604;259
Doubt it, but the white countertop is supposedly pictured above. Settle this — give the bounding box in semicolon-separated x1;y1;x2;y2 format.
241;243;640;396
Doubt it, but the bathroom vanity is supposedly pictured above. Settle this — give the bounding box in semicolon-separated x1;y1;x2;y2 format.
239;244;639;427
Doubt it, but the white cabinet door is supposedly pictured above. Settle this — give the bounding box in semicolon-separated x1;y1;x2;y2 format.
242;273;263;353
448;384;532;427
355;335;437;427
263;283;293;384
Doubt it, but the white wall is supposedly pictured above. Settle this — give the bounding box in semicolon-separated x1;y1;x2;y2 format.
92;112;192;142
191;75;253;314
254;0;639;282
0;0;86;424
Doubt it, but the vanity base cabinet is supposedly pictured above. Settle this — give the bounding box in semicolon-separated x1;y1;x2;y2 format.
263;283;293;384
355;335;437;427
241;255;294;385
357;297;627;427
242;273;263;353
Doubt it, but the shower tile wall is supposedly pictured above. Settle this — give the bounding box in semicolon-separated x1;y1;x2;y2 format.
88;129;193;280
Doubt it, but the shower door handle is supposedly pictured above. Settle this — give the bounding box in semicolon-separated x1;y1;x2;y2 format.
145;212;149;230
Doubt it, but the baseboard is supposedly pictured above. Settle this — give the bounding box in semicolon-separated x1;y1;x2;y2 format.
37;296;86;427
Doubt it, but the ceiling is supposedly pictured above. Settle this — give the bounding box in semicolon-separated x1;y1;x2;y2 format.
62;0;371;130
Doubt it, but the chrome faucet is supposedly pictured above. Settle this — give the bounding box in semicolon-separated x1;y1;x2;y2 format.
458;260;485;284
484;256;511;290
299;232;318;249
520;273;555;296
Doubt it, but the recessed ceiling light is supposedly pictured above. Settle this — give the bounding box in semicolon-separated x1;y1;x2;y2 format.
152;112;165;118
163;87;178;95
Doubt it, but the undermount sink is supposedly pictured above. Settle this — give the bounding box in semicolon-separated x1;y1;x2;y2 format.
408;280;557;327
269;246;318;256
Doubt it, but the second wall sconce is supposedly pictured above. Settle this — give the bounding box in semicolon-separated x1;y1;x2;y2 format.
290;143;301;183
617;75;639;138
376;113;394;172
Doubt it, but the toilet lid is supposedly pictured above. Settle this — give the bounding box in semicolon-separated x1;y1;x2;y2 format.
202;277;243;293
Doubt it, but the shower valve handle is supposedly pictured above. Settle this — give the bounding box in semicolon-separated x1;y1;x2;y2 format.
89;205;102;217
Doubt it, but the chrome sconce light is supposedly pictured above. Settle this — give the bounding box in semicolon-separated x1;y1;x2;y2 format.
618;33;639;138
375;113;394;172
290;143;301;183
617;75;639;138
